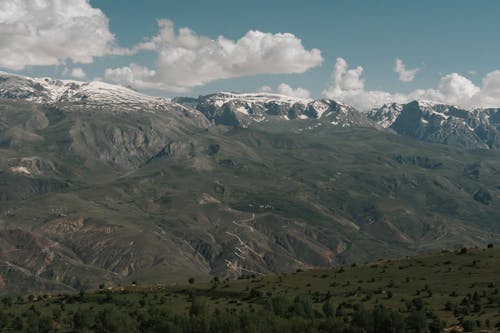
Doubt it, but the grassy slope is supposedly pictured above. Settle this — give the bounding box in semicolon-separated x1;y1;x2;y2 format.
2;247;499;331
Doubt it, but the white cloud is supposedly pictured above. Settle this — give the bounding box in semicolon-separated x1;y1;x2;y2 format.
105;19;323;92
393;58;419;82
427;73;480;105
323;57;500;110
70;68;87;79
0;0;121;71
322;58;403;110
332;57;365;91
104;63;184;92
259;85;273;93
277;83;311;99
321;57;366;100
470;70;500;108
259;83;311;99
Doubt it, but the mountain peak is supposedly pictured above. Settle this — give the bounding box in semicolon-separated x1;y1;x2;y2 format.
0;71;167;105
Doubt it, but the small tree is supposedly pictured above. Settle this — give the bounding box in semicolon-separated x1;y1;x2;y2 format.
0;311;8;330
322;298;335;318
351;307;373;331
38;316;53;333
189;296;208;317
462;319;476;332
429;318;445;333
406;310;427;333
74;308;94;330
12;316;23;330
1;297;12;307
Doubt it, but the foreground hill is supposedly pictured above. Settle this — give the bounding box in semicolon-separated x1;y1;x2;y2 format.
0;72;499;293
0;247;499;332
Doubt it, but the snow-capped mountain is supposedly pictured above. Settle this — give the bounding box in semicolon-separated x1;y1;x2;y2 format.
1;71;499;150
174;92;374;128
0;72;371;128
0;71;167;107
368;100;500;149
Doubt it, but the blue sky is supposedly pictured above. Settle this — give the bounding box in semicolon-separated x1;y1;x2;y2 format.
1;0;500;109
92;0;500;94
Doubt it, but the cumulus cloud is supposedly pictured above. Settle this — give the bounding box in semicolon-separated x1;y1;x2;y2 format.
323;58;500;110
0;0;122;71
277;83;311;99
423;73;480;105
70;68;87;79
393;58;419;82
105;19;323;92
322;58;403;110
259;85;273;93
259;83;311;99
469;70;500;108
104;63;180;91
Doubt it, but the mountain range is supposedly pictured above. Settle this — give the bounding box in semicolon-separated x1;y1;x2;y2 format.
0;72;499;292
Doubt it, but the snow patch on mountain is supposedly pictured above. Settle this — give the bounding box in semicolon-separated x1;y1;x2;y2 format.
212;92;312;105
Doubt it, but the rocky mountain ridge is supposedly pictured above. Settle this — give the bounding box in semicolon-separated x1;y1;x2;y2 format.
2;71;499;151
368;100;500;150
174;92;374;128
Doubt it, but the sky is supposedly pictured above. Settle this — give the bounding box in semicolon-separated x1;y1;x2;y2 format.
1;0;500;110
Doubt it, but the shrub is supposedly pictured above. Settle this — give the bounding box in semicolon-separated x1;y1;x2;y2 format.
322;298;335;318
189;296;208;317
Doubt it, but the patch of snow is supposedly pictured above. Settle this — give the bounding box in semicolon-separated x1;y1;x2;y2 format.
311;100;330;118
9;166;31;175
216;91;312;105
428;110;450;120
235;106;249;115
463;121;475;131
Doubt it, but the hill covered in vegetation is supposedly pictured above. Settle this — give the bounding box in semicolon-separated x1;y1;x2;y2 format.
0;247;499;332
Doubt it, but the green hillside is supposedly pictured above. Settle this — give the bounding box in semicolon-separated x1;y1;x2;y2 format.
0;247;499;332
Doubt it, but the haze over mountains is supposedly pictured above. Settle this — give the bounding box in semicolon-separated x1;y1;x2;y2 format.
0;72;499;292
